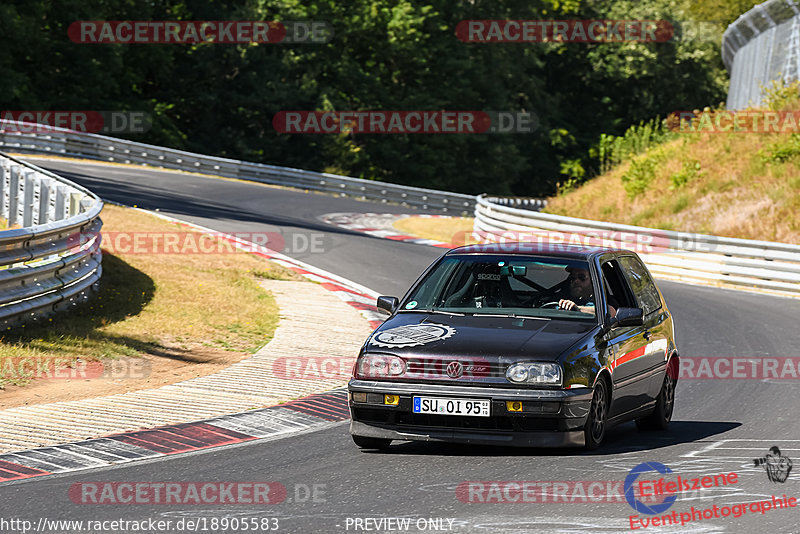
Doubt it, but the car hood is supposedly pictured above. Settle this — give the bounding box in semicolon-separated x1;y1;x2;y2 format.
367;313;596;362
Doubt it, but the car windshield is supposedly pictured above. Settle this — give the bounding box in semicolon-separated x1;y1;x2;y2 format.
400;255;598;319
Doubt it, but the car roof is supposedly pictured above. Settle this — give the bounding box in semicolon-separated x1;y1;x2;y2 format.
447;242;623;260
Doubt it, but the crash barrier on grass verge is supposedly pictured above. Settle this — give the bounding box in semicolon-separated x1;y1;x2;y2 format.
0;152;103;328
483;196;548;211
0;120;475;213
474;195;800;297
723;0;800;110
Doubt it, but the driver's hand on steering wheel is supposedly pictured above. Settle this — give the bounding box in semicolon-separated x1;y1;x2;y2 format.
558;299;578;311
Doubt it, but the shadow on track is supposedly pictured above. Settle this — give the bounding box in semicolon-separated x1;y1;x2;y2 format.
357;420;741;457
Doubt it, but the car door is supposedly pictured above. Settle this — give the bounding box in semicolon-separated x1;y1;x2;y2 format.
617;255;670;399
600;258;651;418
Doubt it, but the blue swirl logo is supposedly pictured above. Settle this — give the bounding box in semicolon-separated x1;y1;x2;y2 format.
624;462;677;514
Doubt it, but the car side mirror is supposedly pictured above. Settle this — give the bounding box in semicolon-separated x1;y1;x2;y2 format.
610;307;644;328
600;307;644;335
376;296;399;315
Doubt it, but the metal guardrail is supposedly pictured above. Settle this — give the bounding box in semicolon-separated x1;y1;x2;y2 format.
0;152;103;328
0;121;476;213
483;196;547;211
722;0;800;110
474;195;800;297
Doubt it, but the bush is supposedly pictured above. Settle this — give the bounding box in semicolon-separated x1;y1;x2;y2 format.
763;80;800;111
670;159;702;189
596;117;673;174
761;134;800;163
621;151;662;198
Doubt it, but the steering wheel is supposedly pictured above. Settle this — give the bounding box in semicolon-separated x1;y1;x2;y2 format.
539;301;562;309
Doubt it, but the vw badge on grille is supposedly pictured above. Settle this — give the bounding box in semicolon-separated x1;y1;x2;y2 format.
446;361;464;378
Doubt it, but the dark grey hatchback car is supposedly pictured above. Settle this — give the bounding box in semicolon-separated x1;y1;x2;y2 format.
348;243;679;450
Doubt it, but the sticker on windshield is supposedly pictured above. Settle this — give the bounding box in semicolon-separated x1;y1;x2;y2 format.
405;301;418;310
370;323;455;348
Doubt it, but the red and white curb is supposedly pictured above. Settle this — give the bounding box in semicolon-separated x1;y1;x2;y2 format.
320;212;454;249
0;390;349;484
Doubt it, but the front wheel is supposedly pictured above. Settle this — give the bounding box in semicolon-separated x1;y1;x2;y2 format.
584;379;608;450
636;372;676;431
352;435;392;450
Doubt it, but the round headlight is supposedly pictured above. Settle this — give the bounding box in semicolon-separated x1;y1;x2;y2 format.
506;363;529;383
388;357;406;376
355;354;406;379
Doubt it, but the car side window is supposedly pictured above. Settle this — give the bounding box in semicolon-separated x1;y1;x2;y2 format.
600;260;636;309
618;256;662;316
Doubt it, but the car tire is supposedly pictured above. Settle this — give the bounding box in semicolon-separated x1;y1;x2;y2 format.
636;372;676;431
352;435;392;450
584;379;608;450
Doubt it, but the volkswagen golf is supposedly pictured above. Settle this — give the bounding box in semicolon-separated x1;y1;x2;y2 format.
348;243;679;450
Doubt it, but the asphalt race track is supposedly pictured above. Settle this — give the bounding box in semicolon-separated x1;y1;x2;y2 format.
1;157;799;533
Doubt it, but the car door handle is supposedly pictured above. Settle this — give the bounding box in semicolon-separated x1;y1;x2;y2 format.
643;330;652;341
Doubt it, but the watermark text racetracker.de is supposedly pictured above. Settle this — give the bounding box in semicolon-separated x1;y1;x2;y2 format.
455;19;722;44
68;20;333;44
98;231;327;255
457;480;663;503
1;111;150;134
273;111;538;134
274;356;491;381
677;357;800;380
69;481;328;504
456;20;672;43
0;516;280;533
450;229;736;255
668;110;800;134
0;356;150;381
274;355;800;381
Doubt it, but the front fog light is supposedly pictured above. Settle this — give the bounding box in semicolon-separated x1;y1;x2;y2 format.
506;401;523;412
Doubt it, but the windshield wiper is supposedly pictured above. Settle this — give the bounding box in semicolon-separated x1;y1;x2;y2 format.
397;309;465;316
472;312;551;320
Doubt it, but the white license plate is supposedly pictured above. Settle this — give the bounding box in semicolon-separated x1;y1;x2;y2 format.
413;396;490;417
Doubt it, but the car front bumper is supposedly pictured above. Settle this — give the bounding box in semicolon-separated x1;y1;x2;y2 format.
348;379;594;448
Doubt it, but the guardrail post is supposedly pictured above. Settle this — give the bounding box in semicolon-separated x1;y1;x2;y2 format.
0;160;8;221
55;185;67;221
38;180;51;224
8;164;20;227
23;173;35;227
69;192;81;216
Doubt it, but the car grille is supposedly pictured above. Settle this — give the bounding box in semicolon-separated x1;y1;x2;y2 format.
403;357;506;379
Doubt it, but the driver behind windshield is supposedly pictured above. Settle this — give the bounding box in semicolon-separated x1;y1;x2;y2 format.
557;267;616;317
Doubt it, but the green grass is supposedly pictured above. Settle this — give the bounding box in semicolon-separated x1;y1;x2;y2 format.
0;204;302;389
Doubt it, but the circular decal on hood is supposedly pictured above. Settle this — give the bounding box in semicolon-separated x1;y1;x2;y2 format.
370;323;456;348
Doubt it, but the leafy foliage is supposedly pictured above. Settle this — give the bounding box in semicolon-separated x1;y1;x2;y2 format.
0;0;733;195
596;117;673;174
620;149;666;198
762;134;800;164
669;159;702;189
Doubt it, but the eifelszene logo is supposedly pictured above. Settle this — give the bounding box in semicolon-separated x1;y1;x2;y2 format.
624;462;677;515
